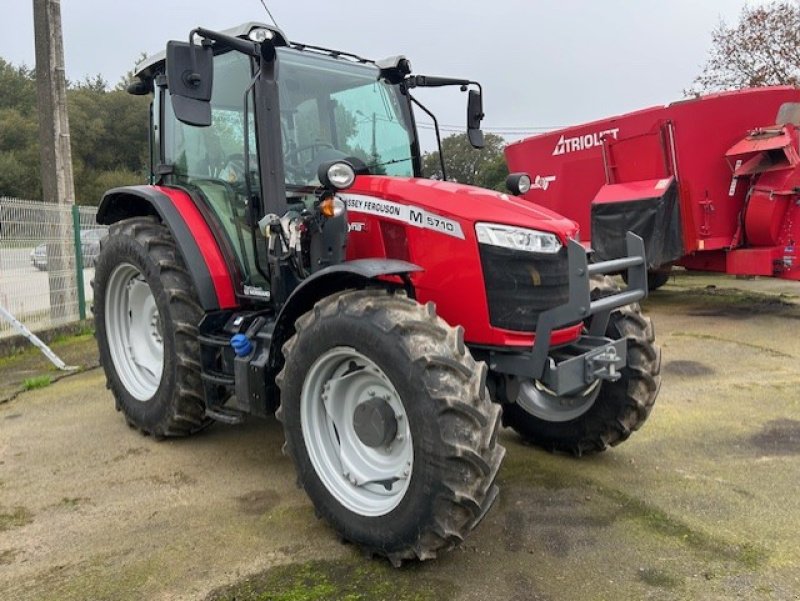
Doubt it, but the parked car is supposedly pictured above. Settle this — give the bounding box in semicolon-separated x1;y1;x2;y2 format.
30;245;46;270
30;227;108;270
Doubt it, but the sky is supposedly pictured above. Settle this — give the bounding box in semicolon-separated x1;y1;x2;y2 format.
0;0;771;149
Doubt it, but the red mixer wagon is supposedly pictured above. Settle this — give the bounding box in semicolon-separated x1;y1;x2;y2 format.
505;86;800;288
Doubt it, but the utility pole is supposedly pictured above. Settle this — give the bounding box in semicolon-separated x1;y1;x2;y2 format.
33;0;77;322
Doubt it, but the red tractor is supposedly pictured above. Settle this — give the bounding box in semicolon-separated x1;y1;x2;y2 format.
93;23;660;564
505;86;800;289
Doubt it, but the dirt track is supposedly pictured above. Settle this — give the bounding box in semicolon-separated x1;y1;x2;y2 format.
1;273;799;600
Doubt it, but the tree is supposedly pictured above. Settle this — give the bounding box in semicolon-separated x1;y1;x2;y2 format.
688;2;800;94
0;108;41;197
422;132;508;191
0;60;41;197
0;55;148;204
115;53;149;92
0;59;37;114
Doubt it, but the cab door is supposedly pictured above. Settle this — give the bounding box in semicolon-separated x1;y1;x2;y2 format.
161;50;268;291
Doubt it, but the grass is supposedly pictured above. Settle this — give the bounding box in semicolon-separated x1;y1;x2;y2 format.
0;316;94;368
0;325;94;368
22;375;52;390
52;324;94;342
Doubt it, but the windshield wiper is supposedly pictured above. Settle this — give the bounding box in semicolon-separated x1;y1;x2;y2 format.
364;156;414;170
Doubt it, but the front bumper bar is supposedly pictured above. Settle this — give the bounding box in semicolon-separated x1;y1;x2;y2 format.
489;232;648;396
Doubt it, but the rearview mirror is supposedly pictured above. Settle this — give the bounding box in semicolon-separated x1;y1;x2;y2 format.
467;89;485;149
166;41;213;126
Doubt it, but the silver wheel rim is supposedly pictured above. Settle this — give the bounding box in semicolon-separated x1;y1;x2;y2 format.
300;347;413;517
517;379;601;422
105;263;164;402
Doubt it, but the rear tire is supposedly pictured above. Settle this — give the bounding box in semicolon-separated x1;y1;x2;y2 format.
277;290;504;565
502;277;660;455
93;216;211;437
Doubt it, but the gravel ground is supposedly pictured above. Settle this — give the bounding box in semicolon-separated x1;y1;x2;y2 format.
1;273;799;601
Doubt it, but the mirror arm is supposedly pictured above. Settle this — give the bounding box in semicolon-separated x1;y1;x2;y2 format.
191;27;260;57
185;30;211;87
407;75;479;89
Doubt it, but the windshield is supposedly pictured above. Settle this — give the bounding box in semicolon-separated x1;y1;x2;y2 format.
276;48;416;187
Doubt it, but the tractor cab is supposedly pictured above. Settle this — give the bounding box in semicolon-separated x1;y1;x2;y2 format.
131;23;483;304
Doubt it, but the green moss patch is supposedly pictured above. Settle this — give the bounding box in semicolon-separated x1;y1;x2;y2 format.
647;287;800;319
602;487;767;569
0;548;20;565
207;559;453;601
499;452;768;570
58;497;90;510
0;506;33;531
637;566;682;589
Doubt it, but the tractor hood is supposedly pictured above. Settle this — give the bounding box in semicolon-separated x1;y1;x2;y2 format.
346;176;580;243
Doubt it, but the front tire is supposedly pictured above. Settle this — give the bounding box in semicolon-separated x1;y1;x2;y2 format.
277;290;504;565
502;277;661;455
93;216;211;437
647;267;672;291
623;265;672;291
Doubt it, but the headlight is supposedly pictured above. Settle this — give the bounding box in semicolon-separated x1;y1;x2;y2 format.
475;222;562;254
318;160;356;190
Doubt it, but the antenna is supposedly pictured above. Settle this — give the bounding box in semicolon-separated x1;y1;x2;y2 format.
259;0;281;29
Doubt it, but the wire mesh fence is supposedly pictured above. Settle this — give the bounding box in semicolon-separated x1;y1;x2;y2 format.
0;197;102;338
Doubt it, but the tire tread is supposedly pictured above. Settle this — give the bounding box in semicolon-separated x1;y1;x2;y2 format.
276;289;504;565
94;216;211;437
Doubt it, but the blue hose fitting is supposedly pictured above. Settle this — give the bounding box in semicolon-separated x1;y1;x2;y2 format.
230;333;253;357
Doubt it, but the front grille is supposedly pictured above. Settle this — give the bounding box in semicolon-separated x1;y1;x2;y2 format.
479;244;570;332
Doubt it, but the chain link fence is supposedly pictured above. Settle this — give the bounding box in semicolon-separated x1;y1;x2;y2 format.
0;197;102;338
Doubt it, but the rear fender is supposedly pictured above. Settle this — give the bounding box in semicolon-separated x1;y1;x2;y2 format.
97;185;236;311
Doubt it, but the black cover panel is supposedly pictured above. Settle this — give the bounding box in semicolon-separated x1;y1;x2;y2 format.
479;244;570;332
591;181;683;268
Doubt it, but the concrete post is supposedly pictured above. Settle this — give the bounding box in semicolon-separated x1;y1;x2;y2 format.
33;0;78;322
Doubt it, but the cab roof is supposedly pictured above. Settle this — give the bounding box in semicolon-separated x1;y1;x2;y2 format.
134;22;283;78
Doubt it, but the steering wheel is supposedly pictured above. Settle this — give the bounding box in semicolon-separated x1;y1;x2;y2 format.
284;142;337;183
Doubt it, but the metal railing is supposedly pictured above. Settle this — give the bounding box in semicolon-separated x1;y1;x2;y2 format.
0;197;102;338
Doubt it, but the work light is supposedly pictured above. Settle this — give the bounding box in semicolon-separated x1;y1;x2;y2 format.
318;161;356;191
